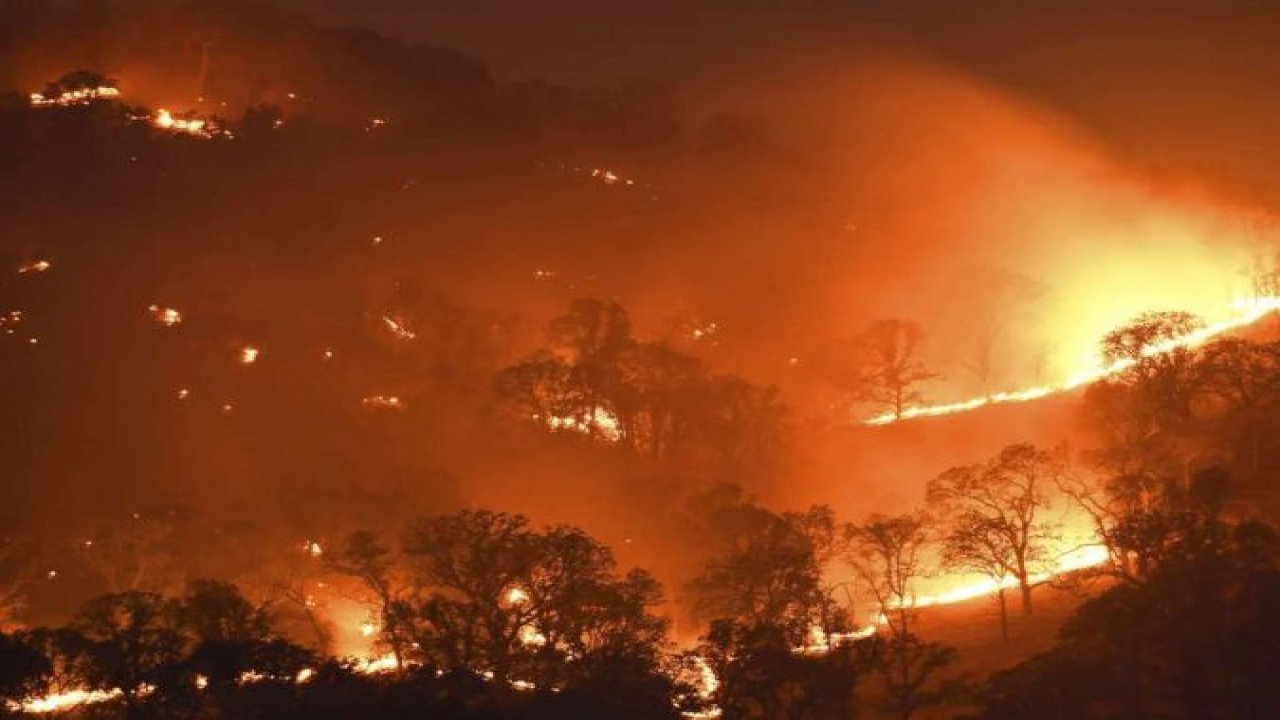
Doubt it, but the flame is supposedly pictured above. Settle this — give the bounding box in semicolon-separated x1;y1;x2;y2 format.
29;86;119;108
239;346;260;365
542;408;623;442
152;109;220;138
866;296;1280;425
17;688;122;714
17;260;51;274
147;305;182;327
380;315;417;341
361;395;404;410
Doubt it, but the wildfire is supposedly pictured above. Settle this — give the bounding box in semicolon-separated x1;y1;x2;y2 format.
17;260;51;274
866;296;1280;425
1;311;23;334
152;109;214;138
29;86;119;108
380;315;417;341
361;395;404;410
18;689;121;714
543;408;623;442
147;305;182;327
887;544;1111;610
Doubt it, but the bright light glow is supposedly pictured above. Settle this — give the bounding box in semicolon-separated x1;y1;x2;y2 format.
148;305;182;327
17;260;51;274
29;86;119;108
380;315;416;341
866;296;1280;425
361;395;404;410
543;408;623;442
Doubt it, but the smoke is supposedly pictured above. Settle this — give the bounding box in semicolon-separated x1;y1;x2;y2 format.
649;46;1276;401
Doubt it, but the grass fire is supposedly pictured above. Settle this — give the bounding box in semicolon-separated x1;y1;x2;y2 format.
2;2;1280;719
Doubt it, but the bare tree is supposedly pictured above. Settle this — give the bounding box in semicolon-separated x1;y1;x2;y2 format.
78;514;182;595
0;540;40;630
855;320;938;419
845;513;931;637
953;267;1043;398
928;443;1059;620
847;514;956;720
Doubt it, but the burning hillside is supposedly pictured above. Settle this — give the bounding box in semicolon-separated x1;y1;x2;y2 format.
3;2;1280;719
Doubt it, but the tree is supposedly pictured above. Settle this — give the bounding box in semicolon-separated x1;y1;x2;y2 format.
687;505;845;646
0;633;51;715
697;375;788;477
846;513;931;636
980;516;1280;720
176;579;289;692
928;443;1060;623
327;531;409;670
869;632;958;720
952;267;1043;398
1200;338;1280;477
0;540;38;629
78;513;183;595
854;320;937;419
845;513;956;719
402;510;668;687
73;591;186;714
698;620;868;720
612;340;705;458
548;299;634;437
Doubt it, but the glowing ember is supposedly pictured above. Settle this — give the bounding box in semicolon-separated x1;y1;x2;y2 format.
147;305;182;327
380;315;417;341
543;408;623;442
16;260;51;274
153;109;210;137
239;346;260;365
865;296;1280;425
361;395;404;410
1;311;24;334
353;654;399;674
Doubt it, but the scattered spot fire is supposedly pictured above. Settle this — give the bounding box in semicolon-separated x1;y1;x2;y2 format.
147;305;182;327
29;86;119;108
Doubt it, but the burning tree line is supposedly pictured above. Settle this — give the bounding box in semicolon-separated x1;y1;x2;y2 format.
0;309;1276;718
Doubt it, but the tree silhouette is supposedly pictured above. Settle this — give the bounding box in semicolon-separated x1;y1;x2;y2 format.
928;443;1060;622
846;513;931;637
72;591;186;715
0;633;50;714
854;320;937;419
327;531;409;670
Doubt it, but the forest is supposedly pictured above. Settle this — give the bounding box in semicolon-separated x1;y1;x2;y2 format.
3;1;1280;718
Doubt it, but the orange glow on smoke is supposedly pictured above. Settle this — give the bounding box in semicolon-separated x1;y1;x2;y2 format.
866;296;1280;424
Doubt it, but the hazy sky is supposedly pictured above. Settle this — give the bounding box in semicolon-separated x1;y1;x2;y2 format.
278;0;1280;200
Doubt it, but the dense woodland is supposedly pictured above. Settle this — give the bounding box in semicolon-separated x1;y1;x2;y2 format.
2;2;1280;719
